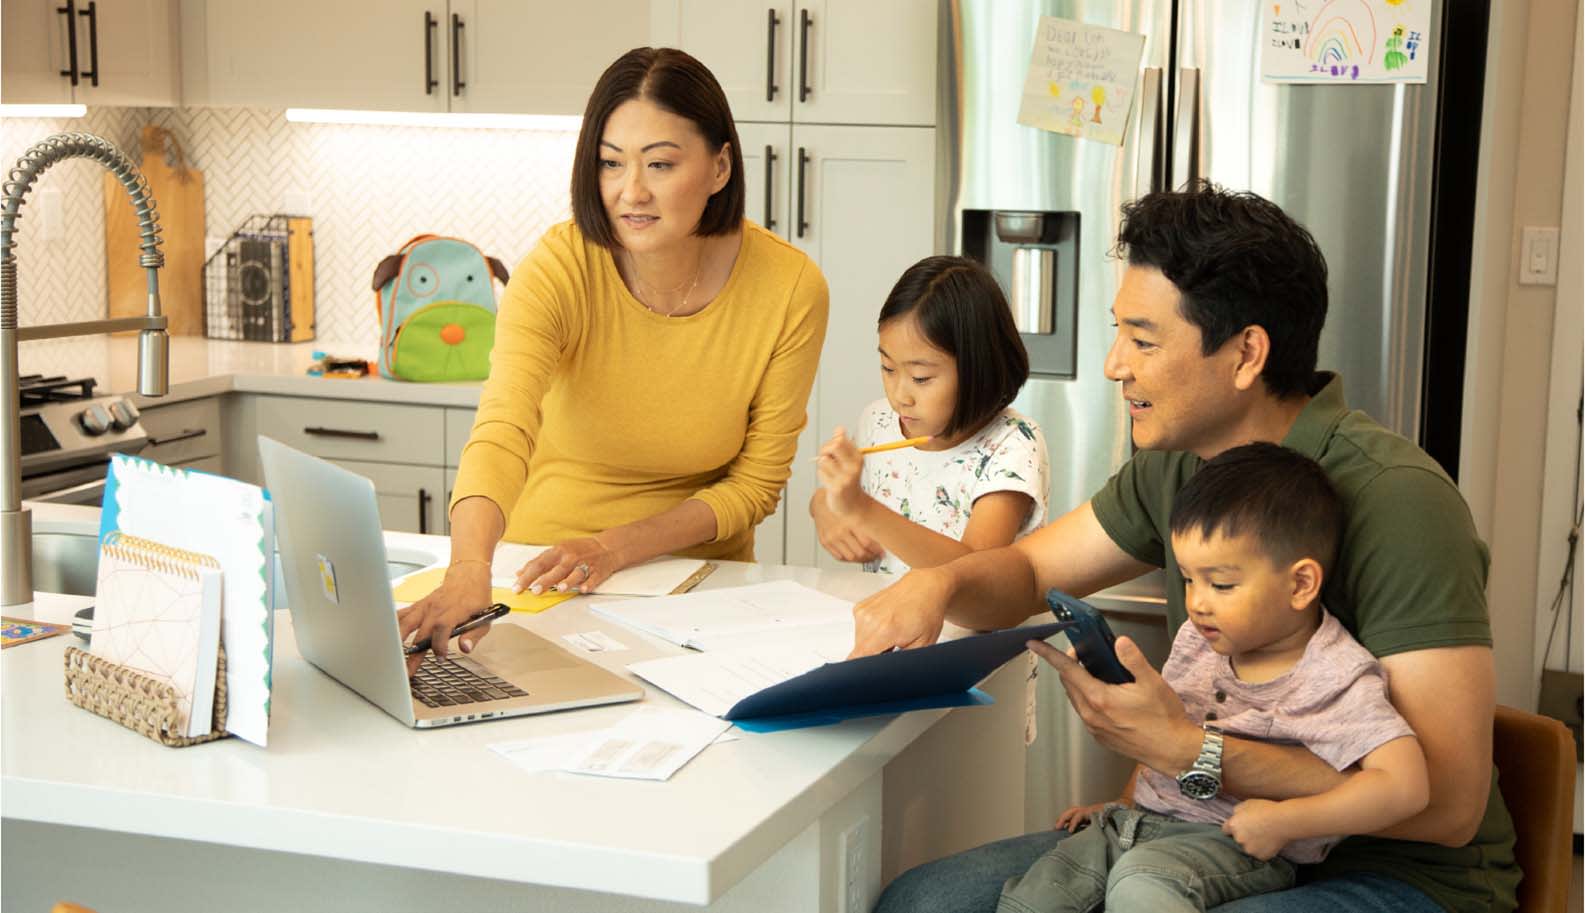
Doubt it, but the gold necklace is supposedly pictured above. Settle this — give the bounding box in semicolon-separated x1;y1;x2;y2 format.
628;247;705;317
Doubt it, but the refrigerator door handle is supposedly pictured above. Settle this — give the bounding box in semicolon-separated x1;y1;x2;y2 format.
1171;67;1203;191
1135;67;1165;200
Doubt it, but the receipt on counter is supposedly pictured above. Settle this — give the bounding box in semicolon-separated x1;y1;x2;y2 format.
563;706;729;781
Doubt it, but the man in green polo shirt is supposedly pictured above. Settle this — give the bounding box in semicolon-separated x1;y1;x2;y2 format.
861;184;1520;913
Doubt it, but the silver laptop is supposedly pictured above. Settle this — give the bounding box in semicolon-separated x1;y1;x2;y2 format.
258;435;643;728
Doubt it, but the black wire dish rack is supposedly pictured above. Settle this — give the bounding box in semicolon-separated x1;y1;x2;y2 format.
202;214;316;342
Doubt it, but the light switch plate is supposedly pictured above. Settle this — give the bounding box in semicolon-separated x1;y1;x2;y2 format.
1519;226;1560;286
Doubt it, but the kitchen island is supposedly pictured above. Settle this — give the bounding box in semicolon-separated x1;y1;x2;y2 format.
3;505;1038;913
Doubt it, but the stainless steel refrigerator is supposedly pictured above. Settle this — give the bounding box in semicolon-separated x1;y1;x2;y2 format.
940;0;1489;826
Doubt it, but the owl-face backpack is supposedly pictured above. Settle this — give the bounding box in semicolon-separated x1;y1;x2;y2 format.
370;234;510;382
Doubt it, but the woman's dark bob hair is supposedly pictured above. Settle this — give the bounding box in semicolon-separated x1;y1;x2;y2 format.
570;47;746;249
878;256;1030;439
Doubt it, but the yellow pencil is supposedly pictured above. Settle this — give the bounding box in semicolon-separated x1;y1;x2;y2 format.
859;436;933;455
812;435;932;462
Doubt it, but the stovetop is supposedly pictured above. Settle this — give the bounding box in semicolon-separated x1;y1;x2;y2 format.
19;373;99;407
18;373;149;477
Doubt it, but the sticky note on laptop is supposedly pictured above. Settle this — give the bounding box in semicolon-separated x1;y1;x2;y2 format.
391;568;575;614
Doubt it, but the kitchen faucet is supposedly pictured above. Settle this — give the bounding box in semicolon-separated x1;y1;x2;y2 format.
1;132;170;607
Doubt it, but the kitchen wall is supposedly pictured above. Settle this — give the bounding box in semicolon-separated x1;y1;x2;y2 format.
1461;0;1582;709
3;107;579;344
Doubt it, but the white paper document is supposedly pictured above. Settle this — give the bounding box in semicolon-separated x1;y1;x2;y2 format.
562;706;730;780
590;580;855;651
625;631;853;719
490;543;709;596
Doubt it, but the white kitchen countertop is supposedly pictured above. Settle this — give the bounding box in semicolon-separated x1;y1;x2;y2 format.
19;335;485;408
4;503;1013;907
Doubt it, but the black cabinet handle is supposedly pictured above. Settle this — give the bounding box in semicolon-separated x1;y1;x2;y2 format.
56;0;79;87
798;9;812;102
424;11;438;95
796;146;810;238
146;428;207;447
765;8;780;102
451;13;465;96
418;488;431;535
77;0;98;86
763;145;778;231
303;426;381;441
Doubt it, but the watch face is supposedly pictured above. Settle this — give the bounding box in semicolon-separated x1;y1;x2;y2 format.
1178;770;1220;800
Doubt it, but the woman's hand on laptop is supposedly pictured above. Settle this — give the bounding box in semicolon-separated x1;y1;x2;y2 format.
398;561;494;676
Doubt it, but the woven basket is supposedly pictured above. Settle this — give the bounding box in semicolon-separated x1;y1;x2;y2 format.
63;644;229;747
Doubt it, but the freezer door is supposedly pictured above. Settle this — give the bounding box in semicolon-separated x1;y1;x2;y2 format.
1173;0;1442;440
945;0;1174;522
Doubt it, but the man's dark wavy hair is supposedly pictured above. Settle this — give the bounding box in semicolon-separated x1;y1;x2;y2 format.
1114;181;1329;398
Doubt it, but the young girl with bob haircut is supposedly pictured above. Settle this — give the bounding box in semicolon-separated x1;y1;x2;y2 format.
812;255;1049;575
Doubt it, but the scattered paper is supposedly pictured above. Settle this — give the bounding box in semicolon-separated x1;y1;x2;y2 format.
626;638;849;719
490;731;603;776
1016;16;1146;145
1262;0;1431;84
490;543;712;596
590;580;855;652
562;630;630;653
562;706;730;781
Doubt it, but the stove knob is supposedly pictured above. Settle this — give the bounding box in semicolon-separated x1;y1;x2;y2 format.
77;405;111;437
108;400;139;431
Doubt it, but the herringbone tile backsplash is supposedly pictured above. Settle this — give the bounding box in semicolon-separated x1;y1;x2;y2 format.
3;107;576;344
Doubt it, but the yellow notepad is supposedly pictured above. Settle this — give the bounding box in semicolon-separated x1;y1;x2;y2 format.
391;567;575;614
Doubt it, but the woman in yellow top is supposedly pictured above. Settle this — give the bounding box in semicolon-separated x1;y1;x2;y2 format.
400;47;829;664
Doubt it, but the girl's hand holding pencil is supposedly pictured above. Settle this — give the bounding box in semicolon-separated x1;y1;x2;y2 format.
815;427;867;517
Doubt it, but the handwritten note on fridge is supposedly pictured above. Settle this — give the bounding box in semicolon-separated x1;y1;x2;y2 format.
1262;0;1432;84
1017;17;1146;146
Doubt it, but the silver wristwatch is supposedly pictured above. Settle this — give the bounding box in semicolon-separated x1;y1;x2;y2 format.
1177;724;1224;800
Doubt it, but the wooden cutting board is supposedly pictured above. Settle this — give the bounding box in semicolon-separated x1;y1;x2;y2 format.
105;125;205;335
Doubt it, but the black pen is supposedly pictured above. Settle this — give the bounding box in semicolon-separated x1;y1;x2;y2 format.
404;603;511;655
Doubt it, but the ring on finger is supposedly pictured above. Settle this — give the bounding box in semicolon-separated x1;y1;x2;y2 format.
575;562;592;580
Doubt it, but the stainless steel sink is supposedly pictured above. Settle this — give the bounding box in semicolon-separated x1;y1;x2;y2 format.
29;531;434;599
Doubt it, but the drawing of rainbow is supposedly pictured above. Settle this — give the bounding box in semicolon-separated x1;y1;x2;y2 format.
1307;0;1377;65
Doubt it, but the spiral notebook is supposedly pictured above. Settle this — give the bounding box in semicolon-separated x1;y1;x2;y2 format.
90;532;224;738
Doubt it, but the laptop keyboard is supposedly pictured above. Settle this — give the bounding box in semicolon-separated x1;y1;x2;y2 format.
411;653;528;708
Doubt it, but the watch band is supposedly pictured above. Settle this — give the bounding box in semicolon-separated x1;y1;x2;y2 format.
1194;724;1225;774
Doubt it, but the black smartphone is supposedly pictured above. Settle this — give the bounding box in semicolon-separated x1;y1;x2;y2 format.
404;603;510;656
1044;589;1134;684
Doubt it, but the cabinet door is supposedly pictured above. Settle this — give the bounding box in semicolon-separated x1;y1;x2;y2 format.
341;459;449;535
785;124;936;569
651;1;792;123
792;0;936;127
736;121;791;237
199;0;447;111
1;0;73;104
72;0;179;106
450;0;649;115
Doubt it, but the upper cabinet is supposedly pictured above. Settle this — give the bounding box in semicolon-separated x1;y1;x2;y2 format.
2;0;179;106
185;0;648;114
651;0;937;127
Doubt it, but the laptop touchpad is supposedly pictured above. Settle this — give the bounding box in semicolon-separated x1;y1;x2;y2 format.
468;623;583;680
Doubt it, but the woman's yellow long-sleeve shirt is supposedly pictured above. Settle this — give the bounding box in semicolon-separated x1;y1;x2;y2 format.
450;220;829;561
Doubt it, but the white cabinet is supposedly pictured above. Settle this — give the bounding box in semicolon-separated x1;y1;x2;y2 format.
652;0;937;127
451;0;649;115
2;0;178;106
191;0;446;111
784;125;936;569
188;0;647;114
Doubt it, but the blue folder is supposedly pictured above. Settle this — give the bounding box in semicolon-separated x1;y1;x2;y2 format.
725;621;1073;732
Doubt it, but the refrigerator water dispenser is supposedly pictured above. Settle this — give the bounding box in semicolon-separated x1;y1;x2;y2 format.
961;209;1079;378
